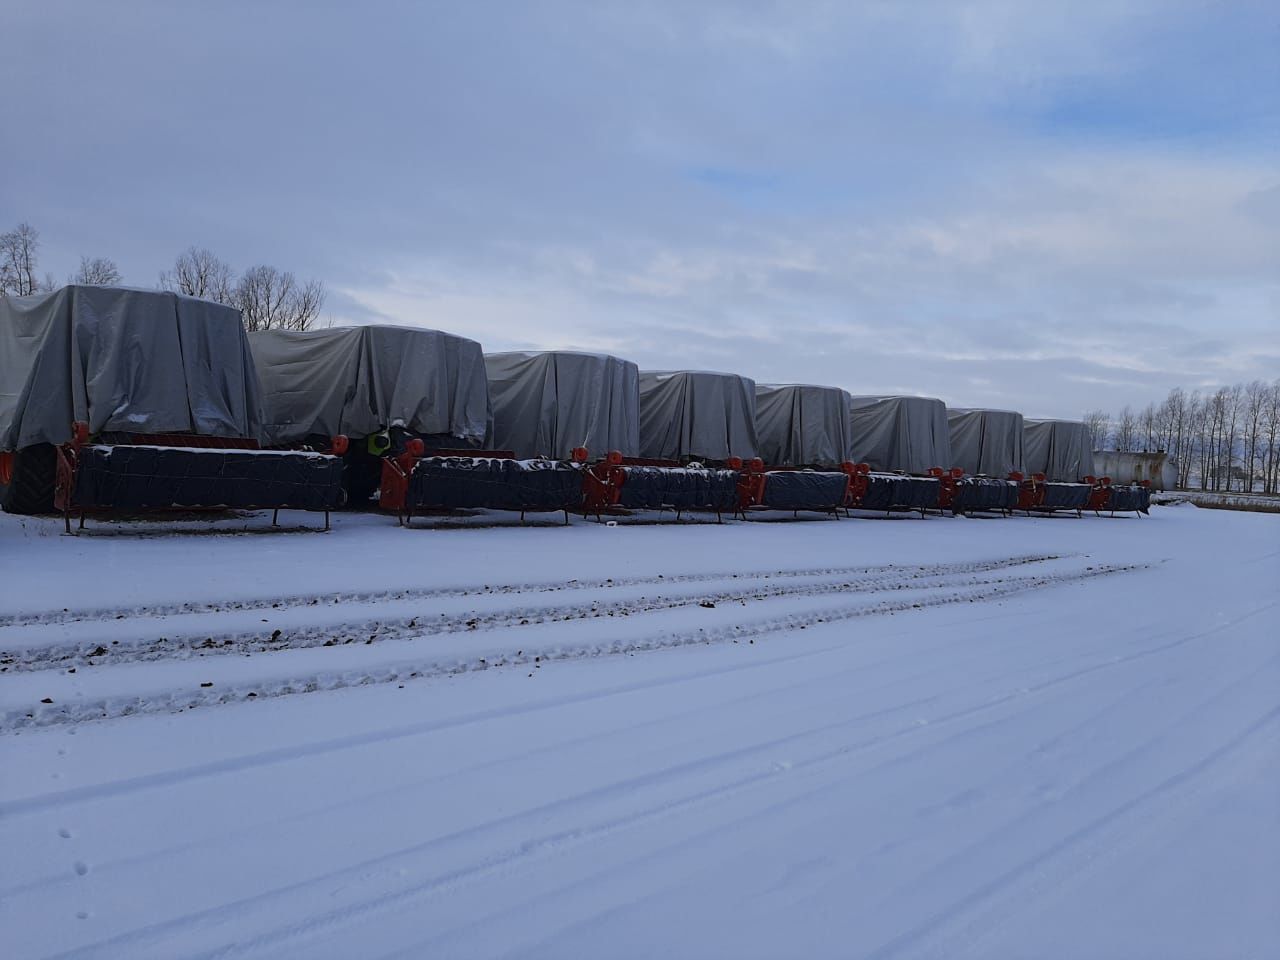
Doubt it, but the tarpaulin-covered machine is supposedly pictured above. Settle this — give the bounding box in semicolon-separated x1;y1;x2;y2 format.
393;455;586;525
486;351;640;460
847;395;952;476
251;324;491;502
1082;476;1152;516
754;384;851;469
739;384;855;515
382;351;639;523
850;467;941;515
948;408;1024;477
949;477;1020;515
1023;419;1096;482
638;370;758;463
0;286;343;525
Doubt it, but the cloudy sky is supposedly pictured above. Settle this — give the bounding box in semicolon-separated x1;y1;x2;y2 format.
4;0;1277;418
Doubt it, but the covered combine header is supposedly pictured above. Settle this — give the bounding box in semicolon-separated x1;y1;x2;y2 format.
485;351;640;460
948;408;1025;477
251;325;490;448
1024;419;1096;482
754;384;851;468
0;285;342;522
847;395;951;475
638;370;758;463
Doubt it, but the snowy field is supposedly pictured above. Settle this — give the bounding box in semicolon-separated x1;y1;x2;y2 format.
1;504;1277;959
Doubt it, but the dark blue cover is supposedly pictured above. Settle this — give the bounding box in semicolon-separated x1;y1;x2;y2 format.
858;473;940;511
408;457;583;511
759;471;849;510
73;445;345;510
953;477;1019;512
1040;482;1091;510
1102;485;1150;513
614;466;740;511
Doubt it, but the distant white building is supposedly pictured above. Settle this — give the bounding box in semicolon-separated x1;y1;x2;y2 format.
1092;450;1179;490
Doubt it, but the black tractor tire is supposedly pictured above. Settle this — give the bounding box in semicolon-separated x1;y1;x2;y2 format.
0;443;58;514
341;448;384;507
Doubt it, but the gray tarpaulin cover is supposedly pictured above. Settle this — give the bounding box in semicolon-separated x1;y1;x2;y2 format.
638;370;758;461
754;384;852;467
0;285;262;450
485;351;640;459
847;395;952;474
1024;419;1096;481
250;325;490;446
948;408;1025;476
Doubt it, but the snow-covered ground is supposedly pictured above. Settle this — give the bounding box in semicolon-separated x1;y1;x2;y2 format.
2;504;1277;959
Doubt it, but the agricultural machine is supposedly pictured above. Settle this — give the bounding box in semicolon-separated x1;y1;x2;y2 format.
0;286;345;529
1083;476;1152;516
250;325;491;504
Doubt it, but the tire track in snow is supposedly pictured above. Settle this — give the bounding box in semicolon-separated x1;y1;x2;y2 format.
2;556;1067;672
869;699;1280;960
0;554;1065;630
0;607;1042;819
2;562;1145;732
41;563;1183;960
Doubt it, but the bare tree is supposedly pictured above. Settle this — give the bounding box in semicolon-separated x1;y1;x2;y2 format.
1265;380;1280;495
1241;381;1268;492
72;256;122;286
159;247;236;303
234;265;324;332
1083;409;1111;450
1114;406;1138;452
0;222;42;296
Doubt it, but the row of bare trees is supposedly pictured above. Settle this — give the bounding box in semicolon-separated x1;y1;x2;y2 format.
1;222;323;331
158;247;324;332
1;223;124;294
1085;380;1280;493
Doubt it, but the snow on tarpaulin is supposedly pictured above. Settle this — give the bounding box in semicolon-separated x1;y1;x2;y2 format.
754;384;852;468
0;285;262;449
638;370;759;462
250;325;491;447
948;408;1025;477
847;395;952;475
485;351;640;460
1024;419;1097;482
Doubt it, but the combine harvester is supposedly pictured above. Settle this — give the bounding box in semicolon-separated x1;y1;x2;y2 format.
381;350;638;524
0;286;344;530
845;395;952;516
1018;419;1098;516
580;369;755;520
743;383;856;517
946;408;1024;515
250;324;490;504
